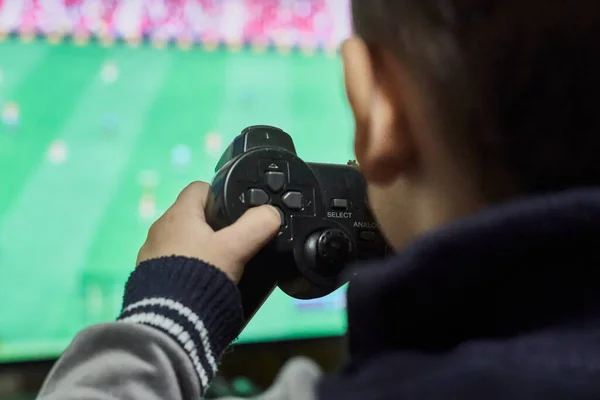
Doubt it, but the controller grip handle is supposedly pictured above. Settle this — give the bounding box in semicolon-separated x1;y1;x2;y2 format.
236;250;279;325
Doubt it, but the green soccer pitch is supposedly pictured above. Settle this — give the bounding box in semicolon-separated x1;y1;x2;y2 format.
0;37;354;363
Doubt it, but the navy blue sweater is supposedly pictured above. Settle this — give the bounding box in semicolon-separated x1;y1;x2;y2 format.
120;189;600;399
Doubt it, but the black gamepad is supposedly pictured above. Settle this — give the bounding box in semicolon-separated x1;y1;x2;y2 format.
205;126;388;323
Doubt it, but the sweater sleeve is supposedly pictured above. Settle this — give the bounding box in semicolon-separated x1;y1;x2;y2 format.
37;323;203;400
38;256;244;399
118;256;245;391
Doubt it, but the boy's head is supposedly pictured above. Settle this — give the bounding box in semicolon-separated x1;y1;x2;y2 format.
342;0;600;249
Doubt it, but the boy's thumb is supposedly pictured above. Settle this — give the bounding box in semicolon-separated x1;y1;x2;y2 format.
214;205;282;266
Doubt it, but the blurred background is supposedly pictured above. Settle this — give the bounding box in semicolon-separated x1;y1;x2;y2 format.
0;0;354;398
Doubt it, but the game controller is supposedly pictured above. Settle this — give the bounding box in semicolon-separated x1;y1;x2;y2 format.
205;126;389;323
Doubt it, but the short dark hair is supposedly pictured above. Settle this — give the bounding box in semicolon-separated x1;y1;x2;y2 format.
352;0;600;198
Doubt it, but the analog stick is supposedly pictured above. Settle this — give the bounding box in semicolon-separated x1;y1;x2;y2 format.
304;229;353;277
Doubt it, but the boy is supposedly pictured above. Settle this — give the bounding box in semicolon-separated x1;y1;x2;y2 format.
38;1;600;399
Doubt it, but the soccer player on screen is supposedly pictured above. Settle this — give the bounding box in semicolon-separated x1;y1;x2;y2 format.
38;1;600;399
1;102;20;131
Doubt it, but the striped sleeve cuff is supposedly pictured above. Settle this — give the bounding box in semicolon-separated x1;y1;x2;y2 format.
117;256;244;392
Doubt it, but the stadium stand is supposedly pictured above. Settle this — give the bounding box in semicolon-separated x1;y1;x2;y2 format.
0;0;352;50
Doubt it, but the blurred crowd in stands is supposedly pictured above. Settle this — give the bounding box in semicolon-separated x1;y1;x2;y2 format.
0;0;352;48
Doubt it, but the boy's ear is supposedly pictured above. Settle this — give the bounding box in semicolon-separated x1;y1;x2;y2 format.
341;38;416;185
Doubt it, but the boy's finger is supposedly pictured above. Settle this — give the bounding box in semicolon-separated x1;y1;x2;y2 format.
214;205;281;266
174;181;211;218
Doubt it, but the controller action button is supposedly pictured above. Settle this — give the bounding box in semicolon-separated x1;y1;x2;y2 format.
273;206;285;227
331;199;349;210
359;230;377;242
265;171;285;192
247;188;270;206
282;191;304;210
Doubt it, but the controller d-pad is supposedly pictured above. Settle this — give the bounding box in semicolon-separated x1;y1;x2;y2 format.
247;188;269;206
265;171;285;192
282;191;304;210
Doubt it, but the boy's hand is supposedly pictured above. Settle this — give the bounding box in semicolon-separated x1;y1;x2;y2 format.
137;181;281;284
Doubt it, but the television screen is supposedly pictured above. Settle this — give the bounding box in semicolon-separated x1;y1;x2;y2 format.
0;0;354;363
